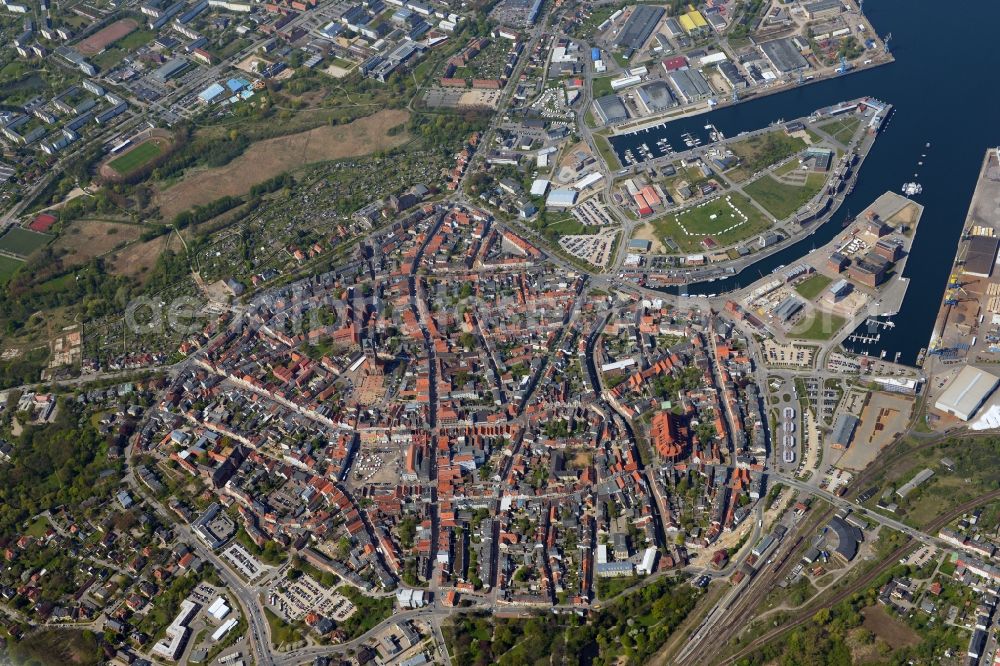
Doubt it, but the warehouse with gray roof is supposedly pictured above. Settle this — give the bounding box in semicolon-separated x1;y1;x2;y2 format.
963;235;999;278
830;413;858;449
772;296;803;322
592;94;629;124
760;37;808;73
828;515;862;562
718;61;747;88
612;5;665;50
667;68;713;103
635;80;677;113
803;0;843;20
151;57;189;83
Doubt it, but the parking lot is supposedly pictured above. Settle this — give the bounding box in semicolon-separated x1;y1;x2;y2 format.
559;227;617;267
423;87;502;110
270;571;356;621
222;543;268;582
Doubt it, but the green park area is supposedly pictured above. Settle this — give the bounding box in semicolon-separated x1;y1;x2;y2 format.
594;132;619;169
0;227;51;257
264;608;303;647
0;255;24;284
790;311;846;340
645;193;771;253
817;115;861;145
108;140;165;175
794;274;833;300
445;576;701;666
745;172;827;220
728;131;807;181
591;75;614;99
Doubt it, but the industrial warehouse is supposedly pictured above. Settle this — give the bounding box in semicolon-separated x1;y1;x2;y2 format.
612;5;665;51
934;366;1000;422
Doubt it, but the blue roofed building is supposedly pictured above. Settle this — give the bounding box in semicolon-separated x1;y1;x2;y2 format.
198;82;226;104
226;78;249;92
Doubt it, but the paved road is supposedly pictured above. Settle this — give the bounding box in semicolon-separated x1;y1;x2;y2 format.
124;441;277;666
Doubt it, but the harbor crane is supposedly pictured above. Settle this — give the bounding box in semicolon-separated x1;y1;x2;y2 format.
943;273;970;306
928;338;947;356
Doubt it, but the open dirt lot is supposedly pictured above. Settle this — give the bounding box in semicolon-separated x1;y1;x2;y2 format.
834;392;914;471
54;220;143;268
861;605;921;649
153;109;410;221
631;223;665;254
109;230;178;281
76;18;138;55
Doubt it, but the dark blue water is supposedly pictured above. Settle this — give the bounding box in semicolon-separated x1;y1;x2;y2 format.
612;0;1000;364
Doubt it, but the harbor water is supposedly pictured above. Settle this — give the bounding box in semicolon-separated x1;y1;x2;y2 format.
613;0;1000;364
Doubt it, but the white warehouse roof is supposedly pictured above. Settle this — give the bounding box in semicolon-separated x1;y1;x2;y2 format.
573;171;604;190
546;188;577;208
530;178;550;196
935;365;1000;421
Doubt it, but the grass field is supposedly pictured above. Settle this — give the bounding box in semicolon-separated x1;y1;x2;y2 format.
858;436;1000;528
592;75;614;99
729;131;806;177
817;116;861;145
6;628;102;666
116;29;156;51
745;173;827;220
544;214;590;236
861;606;921;649
24;516;49;538
108;140;165;175
649;194;771;253
0;254;24;284
790;311;846;340
0;227;51;257
594;132;619;169
264;608;303;647
794;274;833;300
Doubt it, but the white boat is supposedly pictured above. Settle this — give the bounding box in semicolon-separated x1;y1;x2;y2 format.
901;182;922;196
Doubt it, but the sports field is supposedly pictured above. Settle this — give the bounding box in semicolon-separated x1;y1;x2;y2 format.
0;255;24;284
108;139;165;175
76;18;138;55
0;227;52;257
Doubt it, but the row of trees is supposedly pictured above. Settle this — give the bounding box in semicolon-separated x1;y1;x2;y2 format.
449;576;701;666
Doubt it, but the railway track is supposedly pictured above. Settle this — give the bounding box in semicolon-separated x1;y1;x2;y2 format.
719;488;1000;665
672;411;1000;664
847;427;1000;501
675;504;839;666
